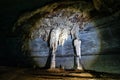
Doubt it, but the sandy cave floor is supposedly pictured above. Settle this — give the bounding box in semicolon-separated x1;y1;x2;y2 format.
0;66;120;80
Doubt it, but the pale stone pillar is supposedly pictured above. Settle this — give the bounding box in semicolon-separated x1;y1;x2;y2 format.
74;39;83;70
50;51;56;69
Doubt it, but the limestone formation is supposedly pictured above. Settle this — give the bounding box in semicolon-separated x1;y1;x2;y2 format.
74;39;83;70
13;1;96;70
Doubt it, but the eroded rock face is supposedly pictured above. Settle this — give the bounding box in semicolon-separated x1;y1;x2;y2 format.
13;0;120;71
13;1;101;69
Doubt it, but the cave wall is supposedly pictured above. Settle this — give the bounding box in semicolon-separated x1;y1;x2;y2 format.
0;0;120;74
27;13;120;73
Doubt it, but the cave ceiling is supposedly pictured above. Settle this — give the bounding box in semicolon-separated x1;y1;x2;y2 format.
0;0;120;37
12;0;120;51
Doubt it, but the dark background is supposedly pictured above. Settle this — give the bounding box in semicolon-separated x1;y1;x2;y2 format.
0;0;92;66
0;0;61;66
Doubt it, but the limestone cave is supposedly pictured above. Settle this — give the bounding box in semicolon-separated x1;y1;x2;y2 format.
0;0;120;79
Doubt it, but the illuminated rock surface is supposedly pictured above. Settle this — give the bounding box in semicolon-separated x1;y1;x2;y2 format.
13;1;101;70
0;0;120;74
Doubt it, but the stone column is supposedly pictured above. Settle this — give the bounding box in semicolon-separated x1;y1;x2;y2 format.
50;51;56;69
74;39;83;70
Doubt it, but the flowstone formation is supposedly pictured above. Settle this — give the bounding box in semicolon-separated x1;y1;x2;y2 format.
31;9;86;69
13;1;101;69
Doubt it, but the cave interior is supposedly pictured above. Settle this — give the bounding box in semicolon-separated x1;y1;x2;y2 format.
0;0;120;79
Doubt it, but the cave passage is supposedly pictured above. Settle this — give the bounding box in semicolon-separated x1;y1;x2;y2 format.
13;1;101;69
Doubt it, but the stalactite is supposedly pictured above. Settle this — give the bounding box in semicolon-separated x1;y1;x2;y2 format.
59;29;69;46
13;6;90;69
71;23;80;39
50;28;61;51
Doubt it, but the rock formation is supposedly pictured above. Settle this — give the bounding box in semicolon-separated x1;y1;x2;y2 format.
13;0;120;71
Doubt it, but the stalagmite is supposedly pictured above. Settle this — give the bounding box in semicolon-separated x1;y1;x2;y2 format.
21;8;85;69
48;12;83;69
11;0;102;71
74;38;83;70
49;28;61;69
59;29;68;46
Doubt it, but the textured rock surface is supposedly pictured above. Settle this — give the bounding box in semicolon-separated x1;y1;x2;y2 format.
11;0;120;73
0;0;120;74
1;67;120;80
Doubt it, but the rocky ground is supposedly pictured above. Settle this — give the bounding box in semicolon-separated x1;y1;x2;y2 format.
0;66;120;80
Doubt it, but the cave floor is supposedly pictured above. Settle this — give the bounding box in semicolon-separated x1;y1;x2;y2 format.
0;66;120;80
